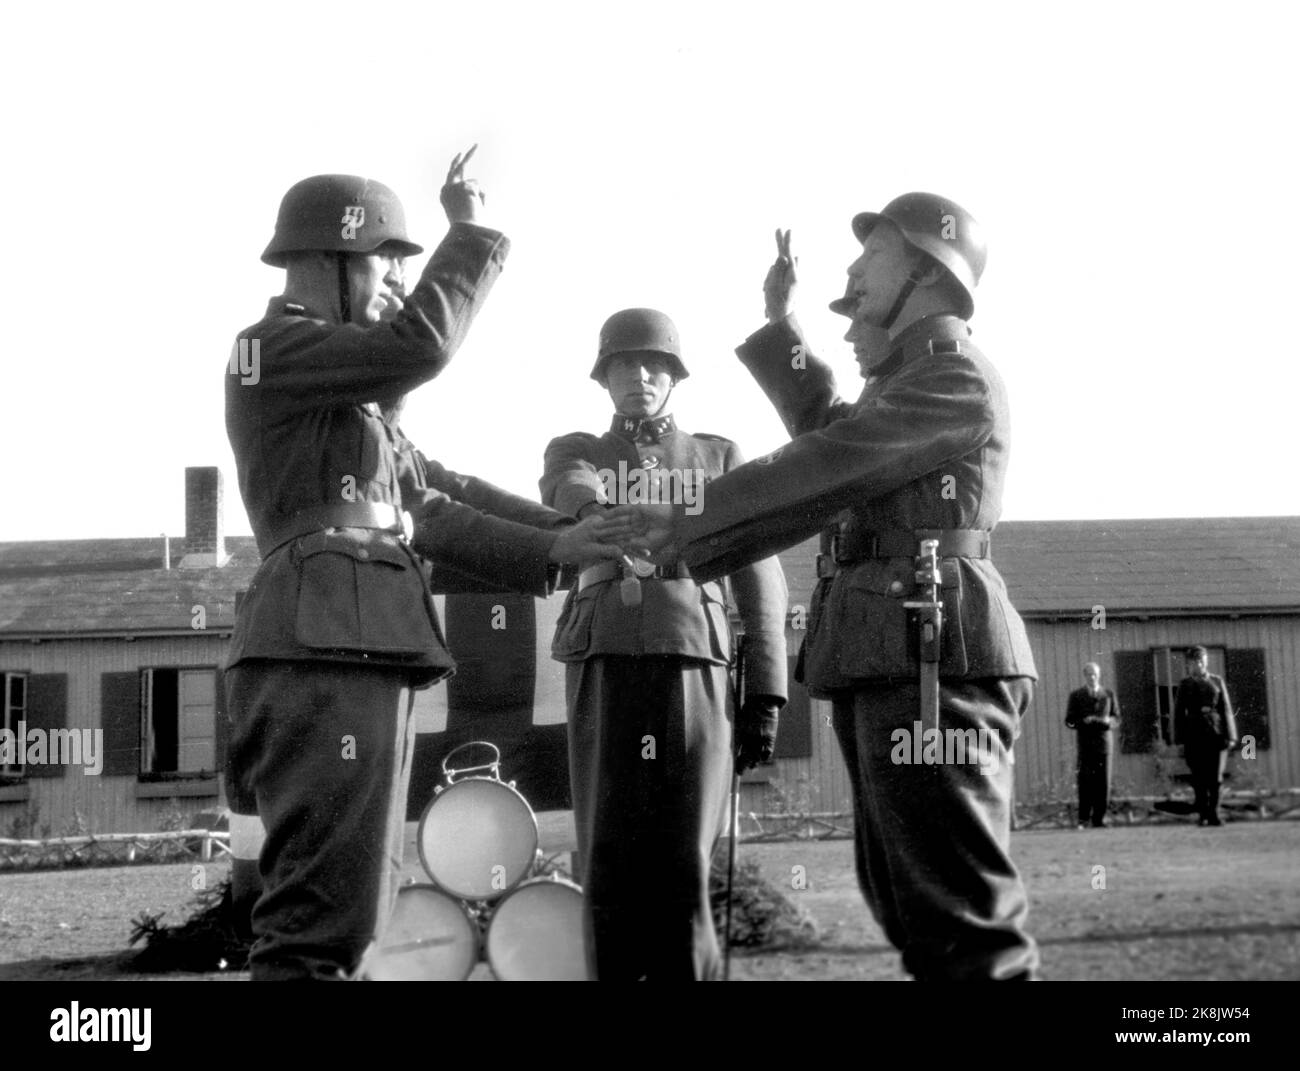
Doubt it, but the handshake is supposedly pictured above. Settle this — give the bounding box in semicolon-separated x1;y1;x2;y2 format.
545;503;680;567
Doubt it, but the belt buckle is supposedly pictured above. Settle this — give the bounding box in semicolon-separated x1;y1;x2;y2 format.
626;557;656;579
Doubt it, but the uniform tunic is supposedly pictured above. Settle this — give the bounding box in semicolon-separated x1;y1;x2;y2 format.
541;414;787;980
226;222;530;980
1064;686;1120;826
675;313;1040;980
1175;672;1237;824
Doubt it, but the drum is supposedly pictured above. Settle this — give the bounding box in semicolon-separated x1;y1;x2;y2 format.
358;884;479;981
485;876;589;981
418;743;539;901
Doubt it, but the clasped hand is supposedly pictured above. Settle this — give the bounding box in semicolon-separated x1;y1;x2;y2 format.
547;503;679;565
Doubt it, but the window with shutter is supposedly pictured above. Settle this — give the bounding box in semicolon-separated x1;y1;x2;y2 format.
1114;650;1157;754
101;671;143;777
1224;648;1270;751
2;672;27;777
24;674;69;780
140;667;219;777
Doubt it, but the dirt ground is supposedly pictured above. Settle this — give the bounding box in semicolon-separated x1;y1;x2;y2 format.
1;818;1297;982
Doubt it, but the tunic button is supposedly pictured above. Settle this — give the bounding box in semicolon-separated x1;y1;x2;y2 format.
356;548;370;560
889;580;904;594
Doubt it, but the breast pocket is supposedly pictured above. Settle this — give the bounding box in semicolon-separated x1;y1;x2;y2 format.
294;532;437;655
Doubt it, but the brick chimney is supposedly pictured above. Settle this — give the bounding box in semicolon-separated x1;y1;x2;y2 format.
180;466;227;568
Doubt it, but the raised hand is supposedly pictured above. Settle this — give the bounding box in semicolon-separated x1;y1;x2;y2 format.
440;144;486;225
763;228;798;323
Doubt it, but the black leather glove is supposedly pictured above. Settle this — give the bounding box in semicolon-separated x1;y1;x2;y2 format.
736;697;781;774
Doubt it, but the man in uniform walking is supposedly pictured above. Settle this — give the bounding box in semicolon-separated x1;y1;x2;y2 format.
620;196;1040;980
1175;645;1238;826
1065;662;1121;828
226;154;631;981
541;308;788;980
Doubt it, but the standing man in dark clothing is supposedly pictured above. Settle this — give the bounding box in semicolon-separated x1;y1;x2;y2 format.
541;308;788;981
1065;662;1120;828
1175;645;1238;826
226;154;631;981
618;196;1040;980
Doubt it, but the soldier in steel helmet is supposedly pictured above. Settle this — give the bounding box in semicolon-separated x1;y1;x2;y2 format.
225;151;633;981
539;308;788;980
617;195;1041;980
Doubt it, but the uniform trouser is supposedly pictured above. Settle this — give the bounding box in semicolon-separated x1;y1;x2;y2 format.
226;660;416;981
1186;746;1228;822
566;655;732;981
1077;746;1113;826
830;677;1039;981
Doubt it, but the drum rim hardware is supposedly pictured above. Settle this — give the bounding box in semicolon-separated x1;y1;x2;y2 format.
358;739;590;981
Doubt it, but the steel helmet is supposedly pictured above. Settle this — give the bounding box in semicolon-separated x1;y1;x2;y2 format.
590;308;689;383
838;192;987;320
261;174;423;267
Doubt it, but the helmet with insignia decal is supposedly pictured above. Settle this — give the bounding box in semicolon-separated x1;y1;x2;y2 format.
830;192;986;320
261;175;423;267
591;308;690;383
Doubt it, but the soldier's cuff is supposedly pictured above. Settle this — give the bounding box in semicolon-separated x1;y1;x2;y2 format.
737;316;803;371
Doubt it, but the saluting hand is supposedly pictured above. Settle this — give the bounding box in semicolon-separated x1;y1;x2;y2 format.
763;228;798;323
440;144;487;225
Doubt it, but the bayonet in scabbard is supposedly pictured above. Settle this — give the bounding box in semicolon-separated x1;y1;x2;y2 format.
903;538;943;731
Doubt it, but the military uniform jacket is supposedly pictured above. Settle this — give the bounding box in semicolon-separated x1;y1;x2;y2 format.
391;428;574;595
1065;687;1121;756
675;314;1037;696
226;222;515;685
1175;673;1238;750
541;417;788;703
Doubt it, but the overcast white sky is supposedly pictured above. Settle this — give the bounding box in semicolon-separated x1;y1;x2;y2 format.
1;0;1295;540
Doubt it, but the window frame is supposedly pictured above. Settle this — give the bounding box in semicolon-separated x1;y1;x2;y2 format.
137;665;220;781
2;671;28;780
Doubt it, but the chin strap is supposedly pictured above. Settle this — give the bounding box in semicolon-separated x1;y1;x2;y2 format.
656;382;676;416
879;255;931;331
336;253;352;325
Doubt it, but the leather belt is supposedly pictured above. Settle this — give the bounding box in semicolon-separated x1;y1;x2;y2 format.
258;502;412;557
577;560;692;591
816;528;990;578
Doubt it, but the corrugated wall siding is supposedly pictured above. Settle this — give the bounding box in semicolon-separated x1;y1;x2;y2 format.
746;614;1299;816
0;635;229;835
739;692;850;821
1015;615;1298;803
5;613;1295;833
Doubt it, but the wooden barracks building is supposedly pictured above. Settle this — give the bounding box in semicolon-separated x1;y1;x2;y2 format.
1;468;1296;835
